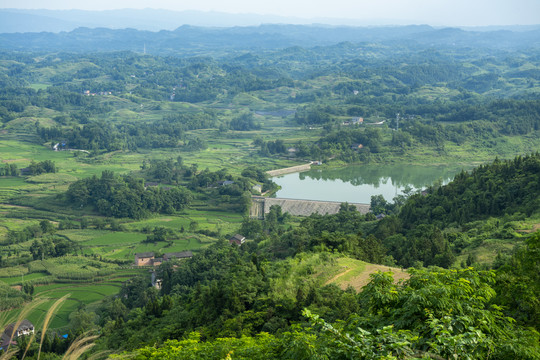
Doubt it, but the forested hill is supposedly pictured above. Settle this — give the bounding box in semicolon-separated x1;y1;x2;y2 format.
370;153;540;268
1;24;540;54
399;153;540;228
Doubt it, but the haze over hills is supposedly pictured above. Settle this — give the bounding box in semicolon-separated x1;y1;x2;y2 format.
0;8;415;33
0;23;539;56
1;8;539;34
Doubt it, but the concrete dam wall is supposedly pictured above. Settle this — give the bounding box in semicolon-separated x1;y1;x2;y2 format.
265;163;311;177
250;196;370;218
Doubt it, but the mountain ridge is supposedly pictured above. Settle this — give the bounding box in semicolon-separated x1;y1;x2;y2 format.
1;23;539;55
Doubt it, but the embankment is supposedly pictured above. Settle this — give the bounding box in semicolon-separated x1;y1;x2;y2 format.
265;163;312;177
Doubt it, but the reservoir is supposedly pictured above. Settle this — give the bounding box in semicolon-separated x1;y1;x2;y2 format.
272;164;468;204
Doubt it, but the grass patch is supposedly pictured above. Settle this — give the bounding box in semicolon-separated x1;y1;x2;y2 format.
83;232;146;246
0;177;28;188
57;229;110;242
330;258;368;284
0;272;48;285
25;173;79;184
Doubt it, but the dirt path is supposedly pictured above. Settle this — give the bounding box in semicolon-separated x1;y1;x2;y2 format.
0;204;32;210
518;223;540;233
324;268;353;285
329;264;409;291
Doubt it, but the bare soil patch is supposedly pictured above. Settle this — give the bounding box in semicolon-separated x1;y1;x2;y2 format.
331;264;409;291
518;223;540;233
1;204;32;210
2;158;30;163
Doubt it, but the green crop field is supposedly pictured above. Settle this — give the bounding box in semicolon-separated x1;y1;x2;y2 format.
0;272;48;285
3;268;143;329
83;232;146;246
0;177;28;188
57;229;110;242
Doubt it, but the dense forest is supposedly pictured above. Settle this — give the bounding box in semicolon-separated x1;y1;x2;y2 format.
0;24;539;360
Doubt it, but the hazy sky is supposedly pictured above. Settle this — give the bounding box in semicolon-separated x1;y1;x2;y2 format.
2;0;540;26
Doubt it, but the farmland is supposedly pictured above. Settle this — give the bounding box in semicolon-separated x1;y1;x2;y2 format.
0;23;539;359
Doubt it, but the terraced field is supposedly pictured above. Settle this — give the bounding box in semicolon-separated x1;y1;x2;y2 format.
1;268;144;329
325;257;409;291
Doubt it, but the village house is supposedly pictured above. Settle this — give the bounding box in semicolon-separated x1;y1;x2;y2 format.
343;117;363;126
218;180;235;186
144;181;159;189
252;184;262;194
163;251;193;261
229;234;246;246
134;252;155;266
287;147;297;156
19;167;31;176
134;251;193;267
1;320;34;349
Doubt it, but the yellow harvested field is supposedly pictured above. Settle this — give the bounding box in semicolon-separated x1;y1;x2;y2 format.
327;263;409;291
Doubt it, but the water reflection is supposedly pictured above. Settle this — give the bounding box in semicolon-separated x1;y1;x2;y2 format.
274;164;468;203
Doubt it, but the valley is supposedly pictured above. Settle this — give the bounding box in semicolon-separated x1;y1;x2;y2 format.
0;23;539;359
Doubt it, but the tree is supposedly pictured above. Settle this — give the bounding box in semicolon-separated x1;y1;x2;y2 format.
144;227;170;243
240;217;263;239
69;309;97;336
22;283;34;296
230;112;260;131
39;220;56;234
495;231;540;328
370;194;388;215
189;221;198;232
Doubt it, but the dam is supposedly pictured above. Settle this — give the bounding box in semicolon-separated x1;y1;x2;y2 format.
265;163;312;177
250;196;370;219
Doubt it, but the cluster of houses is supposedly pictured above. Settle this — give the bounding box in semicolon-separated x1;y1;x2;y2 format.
83;90;112;96
0;320;34;350
134;235;247;266
143;182;172;191
342;117;364;126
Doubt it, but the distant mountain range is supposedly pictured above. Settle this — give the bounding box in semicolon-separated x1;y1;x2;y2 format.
1;9;539;54
0;8;413;33
1;22;539;55
2;8;540;34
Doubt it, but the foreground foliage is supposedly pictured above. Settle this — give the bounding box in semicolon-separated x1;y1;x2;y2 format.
114;263;540;360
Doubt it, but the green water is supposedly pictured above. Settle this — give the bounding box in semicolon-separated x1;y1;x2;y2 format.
273;164;470;204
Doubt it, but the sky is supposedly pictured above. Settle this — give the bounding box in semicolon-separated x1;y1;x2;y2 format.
1;0;540;26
